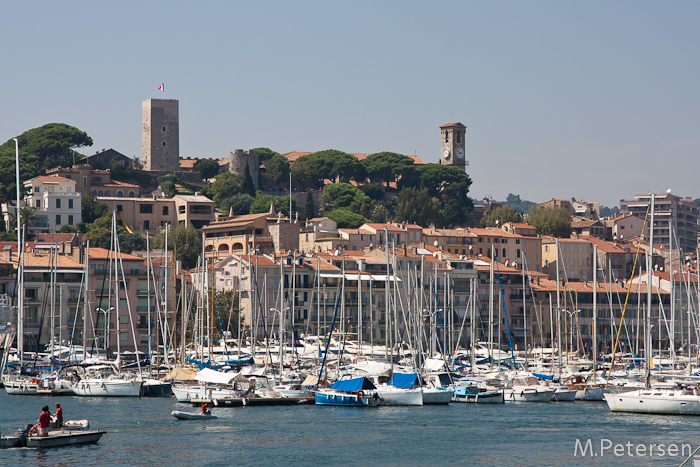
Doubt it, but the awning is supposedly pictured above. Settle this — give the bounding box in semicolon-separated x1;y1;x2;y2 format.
388;373;418;388
194;368;241;385
329;377;376;392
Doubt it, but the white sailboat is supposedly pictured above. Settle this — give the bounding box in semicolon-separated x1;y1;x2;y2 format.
605;193;700;414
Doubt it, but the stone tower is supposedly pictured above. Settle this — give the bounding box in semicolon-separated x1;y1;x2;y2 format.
439;122;467;170
228;149;259;190
142;99;179;172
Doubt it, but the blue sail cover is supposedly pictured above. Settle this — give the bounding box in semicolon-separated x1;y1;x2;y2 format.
329;377;376;392
388;373;419;388
532;372;554;381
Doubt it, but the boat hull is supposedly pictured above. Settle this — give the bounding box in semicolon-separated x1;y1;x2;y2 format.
172;411;218;420
552;388;577;401
25;430;105;448
504;388;554;402
72;379;142;397
574;387;604;401
605;391;700;414
141;380;173;397
376;388;424;406
3;380;40;395
315;391;381;407
422;388;454;405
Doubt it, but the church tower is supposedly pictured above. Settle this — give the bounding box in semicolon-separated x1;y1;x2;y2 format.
142;99;179;172
439;122;467;170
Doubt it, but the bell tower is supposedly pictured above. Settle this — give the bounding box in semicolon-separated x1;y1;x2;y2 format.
439;122;467;170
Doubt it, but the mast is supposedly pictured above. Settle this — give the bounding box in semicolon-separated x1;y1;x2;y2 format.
644;193;655;387
83;241;90;361
14;138;23;369
522;252;527;370
146;235;152;370
555;238;562;378
593;244;597;375
489;245;494;369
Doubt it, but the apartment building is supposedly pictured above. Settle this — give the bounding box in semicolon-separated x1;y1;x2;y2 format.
24;175;82;233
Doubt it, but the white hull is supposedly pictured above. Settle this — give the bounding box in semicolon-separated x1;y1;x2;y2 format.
171;385;237;402
552;387;577;401
605;389;700;414
504;387;554;402
3;379;40;395
376;388;424;406
575;387;604;401
421;388;454;405
72;379;142;397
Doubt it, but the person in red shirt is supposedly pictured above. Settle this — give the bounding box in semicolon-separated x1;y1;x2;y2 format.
54;403;63;428
38;406;51;437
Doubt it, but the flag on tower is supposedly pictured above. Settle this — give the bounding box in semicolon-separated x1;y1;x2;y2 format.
158;84;164;91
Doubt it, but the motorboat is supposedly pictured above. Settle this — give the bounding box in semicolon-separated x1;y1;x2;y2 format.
315;377;382;407
503;376;555;402
172;410;218;420
1;421;105;449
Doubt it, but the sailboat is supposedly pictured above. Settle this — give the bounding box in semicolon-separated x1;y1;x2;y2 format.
72;212;142;397
605;193;700;414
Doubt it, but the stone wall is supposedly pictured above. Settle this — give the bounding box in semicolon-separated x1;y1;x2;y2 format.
228;149;259;191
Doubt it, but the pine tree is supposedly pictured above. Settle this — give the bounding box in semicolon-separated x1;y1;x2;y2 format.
243;161;256;196
302;191;315;221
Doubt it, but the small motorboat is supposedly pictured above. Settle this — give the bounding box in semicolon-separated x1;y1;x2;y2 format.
171;410;218;420
1;421;105;449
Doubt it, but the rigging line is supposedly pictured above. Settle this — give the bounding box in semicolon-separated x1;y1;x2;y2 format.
606;202;651;386
494;261;517;369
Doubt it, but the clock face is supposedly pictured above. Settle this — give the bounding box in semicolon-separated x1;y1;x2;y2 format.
456;148;464;159
443;148;451;159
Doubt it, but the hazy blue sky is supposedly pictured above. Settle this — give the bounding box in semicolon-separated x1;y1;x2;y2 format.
3;1;699;207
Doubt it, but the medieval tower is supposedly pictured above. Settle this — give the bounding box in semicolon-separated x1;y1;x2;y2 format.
228;149;259;191
142;99;179;172
439;122;467;171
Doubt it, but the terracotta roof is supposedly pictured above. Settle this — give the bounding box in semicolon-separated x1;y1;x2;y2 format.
179;158;198;169
14;252;83;269
103;180;140;189
439;122;466;128
26;175;75;184
35;233;77;243
88;247;144;261
577;235;626;254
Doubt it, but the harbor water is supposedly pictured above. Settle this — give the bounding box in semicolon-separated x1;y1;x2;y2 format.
1;394;699;466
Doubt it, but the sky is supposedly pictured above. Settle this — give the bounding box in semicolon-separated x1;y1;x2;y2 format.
2;1;699;208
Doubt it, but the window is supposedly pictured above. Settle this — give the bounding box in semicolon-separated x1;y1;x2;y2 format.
129;191;135;197
162;206;169;215
569;245;574;253
92;190;97;195
56;199;61;209
68;215;73;225
502;248;506;258
117;205;123;212
544;245;549;252
570;258;574;267
579;245;583;253
143;220;150;231
83;176;87;189
119;332;129;342
579;257;583;266
117;191;123;197
456;131;461;143
162;141;166;146
140;204;154;214
55;215;61;225
34;186;39;193
178;206;186;214
445;131;449;143
105;190;110;196
35;200;41;208
162;126;166;131
68;199;73;209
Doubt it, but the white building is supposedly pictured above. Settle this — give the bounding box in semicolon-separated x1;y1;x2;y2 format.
24;175;82;234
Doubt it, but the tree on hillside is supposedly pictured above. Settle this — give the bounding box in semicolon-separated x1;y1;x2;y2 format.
200;172;246;209
527;206;571;238
362;152;414;186
249;192;296;218
81;193;109;224
291;150;364;189
505;193;536;214
253;147;290;191
212;289;240;338
243;161;256;196
318;183;371;215
151;222;202;270
0;123;92;202
481;206;524;227
193;159;220;179
325;208;368;229
220;193;255;216
394;187;444;227
302;191;315;221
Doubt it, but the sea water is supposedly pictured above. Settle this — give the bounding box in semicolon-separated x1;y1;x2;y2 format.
1;395;699;466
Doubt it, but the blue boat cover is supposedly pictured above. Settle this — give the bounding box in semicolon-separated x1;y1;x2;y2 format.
329;377;377;392
388;373;419;388
532;372;554;381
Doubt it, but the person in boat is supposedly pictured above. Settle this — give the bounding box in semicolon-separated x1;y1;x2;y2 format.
54;403;63;428
38;405;51;437
201;403;211;415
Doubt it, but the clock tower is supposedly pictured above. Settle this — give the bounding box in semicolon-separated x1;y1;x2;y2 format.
439;122;467;170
